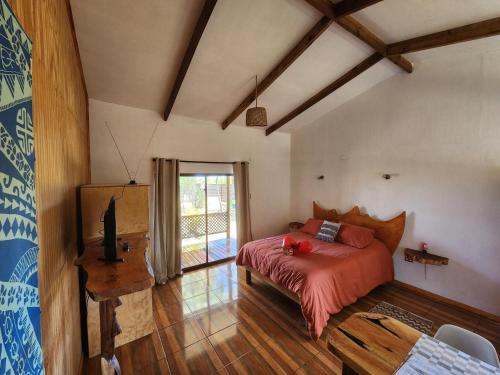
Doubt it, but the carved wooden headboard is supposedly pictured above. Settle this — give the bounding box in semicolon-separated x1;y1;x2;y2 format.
313;202;406;255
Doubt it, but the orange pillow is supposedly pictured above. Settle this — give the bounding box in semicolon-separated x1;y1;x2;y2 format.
300;218;323;236
336;223;375;249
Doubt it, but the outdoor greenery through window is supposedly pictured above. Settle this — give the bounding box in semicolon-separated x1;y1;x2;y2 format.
180;174;237;269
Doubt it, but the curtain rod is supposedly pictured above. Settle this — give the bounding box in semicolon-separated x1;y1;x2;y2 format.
152;158;248;165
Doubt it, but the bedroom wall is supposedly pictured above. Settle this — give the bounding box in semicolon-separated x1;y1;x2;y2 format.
291;50;500;315
89;99;291;239
8;0;90;373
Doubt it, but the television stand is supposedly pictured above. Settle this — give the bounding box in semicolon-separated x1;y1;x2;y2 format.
75;233;154;375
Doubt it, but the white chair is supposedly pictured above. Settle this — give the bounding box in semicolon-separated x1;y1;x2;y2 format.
434;324;500;367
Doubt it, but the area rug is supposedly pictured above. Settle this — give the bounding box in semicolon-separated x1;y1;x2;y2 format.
369;301;433;334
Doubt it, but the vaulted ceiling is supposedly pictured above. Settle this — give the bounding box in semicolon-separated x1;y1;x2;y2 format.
70;0;500;133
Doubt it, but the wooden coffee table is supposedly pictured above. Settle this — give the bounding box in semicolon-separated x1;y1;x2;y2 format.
327;312;422;375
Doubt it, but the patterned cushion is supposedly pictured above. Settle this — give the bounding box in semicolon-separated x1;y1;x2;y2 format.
316;220;341;243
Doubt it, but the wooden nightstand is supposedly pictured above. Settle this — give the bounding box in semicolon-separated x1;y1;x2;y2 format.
404;248;449;266
288;222;304;232
404;248;448;279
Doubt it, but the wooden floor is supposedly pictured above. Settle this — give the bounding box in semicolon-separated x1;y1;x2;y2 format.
83;260;499;374
182;238;237;269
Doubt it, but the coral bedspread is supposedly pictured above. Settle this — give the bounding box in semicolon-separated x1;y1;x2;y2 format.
235;231;393;340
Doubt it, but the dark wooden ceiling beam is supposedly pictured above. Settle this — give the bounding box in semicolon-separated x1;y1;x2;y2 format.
333;0;383;18
304;0;383;19
335;16;413;73
221;16;333;129
335;16;385;53
266;52;382;135
387;17;500;56
222;0;385;129
304;1;413;73
304;0;335;19
163;0;217;121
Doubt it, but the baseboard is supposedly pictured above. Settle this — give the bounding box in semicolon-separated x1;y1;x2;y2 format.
391;280;500;323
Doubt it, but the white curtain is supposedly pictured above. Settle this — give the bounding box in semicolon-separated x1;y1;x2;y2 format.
233;162;252;249
152;158;181;283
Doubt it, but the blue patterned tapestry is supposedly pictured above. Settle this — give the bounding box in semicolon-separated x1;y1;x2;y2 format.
0;1;44;374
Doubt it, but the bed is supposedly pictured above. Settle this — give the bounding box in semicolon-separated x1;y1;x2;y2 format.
235;202;406;340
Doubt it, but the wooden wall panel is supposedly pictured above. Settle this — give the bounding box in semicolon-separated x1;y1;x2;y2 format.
80;184;150;242
8;0;90;374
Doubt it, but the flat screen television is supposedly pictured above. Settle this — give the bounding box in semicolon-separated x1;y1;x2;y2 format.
100;196;122;262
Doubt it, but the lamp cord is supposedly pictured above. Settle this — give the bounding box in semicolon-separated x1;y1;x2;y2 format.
255;75;258;108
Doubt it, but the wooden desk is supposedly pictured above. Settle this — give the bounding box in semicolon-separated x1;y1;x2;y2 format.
75;233;154;374
327;313;422;375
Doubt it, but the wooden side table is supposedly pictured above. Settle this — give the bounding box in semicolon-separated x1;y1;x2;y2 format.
327;312;422;375
404;248;448;265
75;232;154;375
288;221;304;232
404;248;448;279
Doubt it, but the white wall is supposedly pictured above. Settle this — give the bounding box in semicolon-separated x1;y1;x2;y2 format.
89;99;291;239
291;51;500;315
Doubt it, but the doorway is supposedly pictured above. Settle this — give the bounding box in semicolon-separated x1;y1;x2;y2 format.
179;174;237;270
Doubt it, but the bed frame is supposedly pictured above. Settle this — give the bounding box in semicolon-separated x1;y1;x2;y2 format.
244;202;406;304
244;266;301;304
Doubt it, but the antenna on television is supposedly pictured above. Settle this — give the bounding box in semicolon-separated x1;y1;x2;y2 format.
131;121;160;183
104;121;161;185
105;121;133;183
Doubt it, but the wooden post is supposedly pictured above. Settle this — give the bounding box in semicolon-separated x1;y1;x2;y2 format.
246;269;252;285
99;298;122;375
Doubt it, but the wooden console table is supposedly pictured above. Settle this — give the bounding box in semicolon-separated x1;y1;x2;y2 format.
75;232;154;375
79;184;153;357
327;312;421;375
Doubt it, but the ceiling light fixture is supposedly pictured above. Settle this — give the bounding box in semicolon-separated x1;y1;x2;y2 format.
246;75;267;127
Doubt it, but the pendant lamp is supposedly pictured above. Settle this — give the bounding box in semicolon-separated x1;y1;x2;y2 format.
246;75;267;127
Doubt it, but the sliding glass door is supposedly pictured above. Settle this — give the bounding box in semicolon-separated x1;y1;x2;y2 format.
180;174;237;270
179;176;206;268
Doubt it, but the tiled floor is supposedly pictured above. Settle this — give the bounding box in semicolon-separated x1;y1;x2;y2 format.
182;238;237;269
83;261;500;374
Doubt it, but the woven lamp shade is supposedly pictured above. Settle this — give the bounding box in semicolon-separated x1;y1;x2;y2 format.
246;106;267;127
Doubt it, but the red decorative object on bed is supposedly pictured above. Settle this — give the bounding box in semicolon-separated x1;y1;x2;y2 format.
236;202;406;340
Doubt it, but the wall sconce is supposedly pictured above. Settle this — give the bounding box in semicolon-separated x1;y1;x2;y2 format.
382;173;399;180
